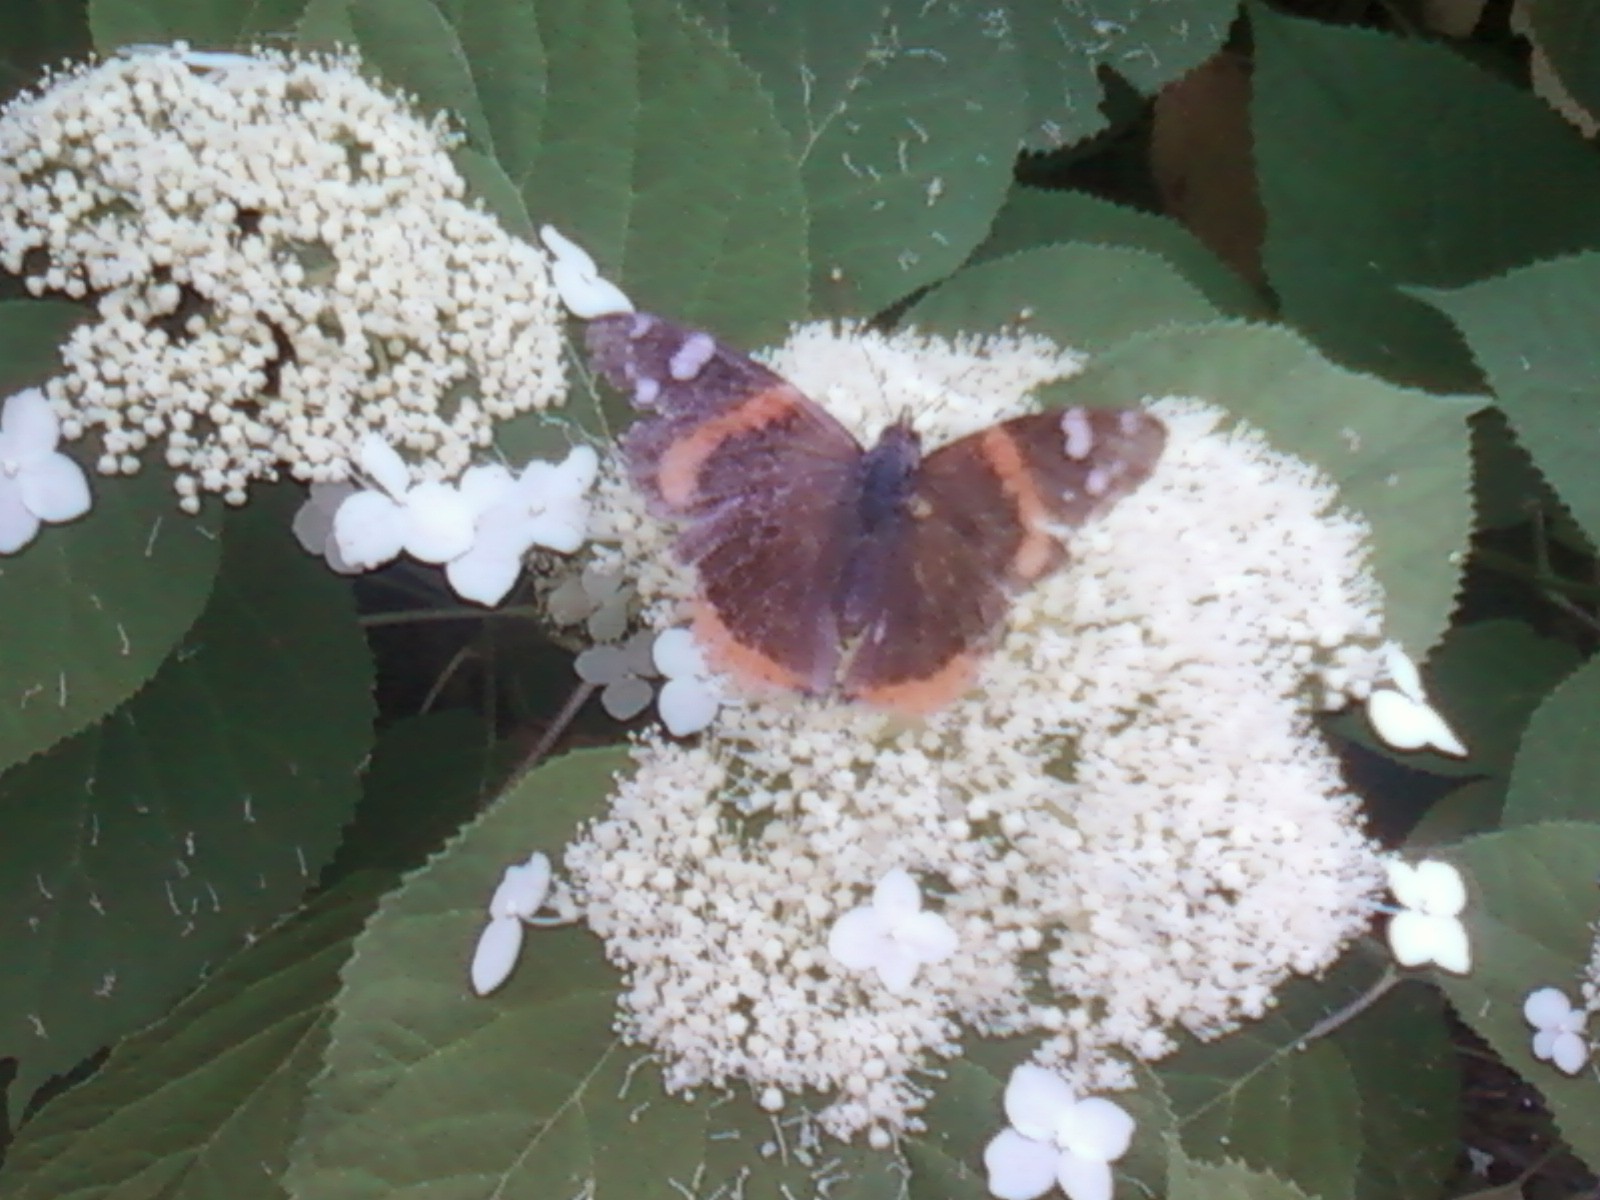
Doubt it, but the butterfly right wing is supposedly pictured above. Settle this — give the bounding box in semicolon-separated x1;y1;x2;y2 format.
586;313;864;694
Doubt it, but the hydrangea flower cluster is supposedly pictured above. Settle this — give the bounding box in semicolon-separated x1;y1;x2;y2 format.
562;322;1392;1138
0;46;566;510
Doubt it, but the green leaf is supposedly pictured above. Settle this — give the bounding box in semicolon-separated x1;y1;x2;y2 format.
89;0;309;51
0;490;375;1122
1502;654;1600;826
1441;823;1600;1173
1418;253;1600;546
1050;322;1477;657
907;244;1221;353
0;300;223;774
688;0;1023;316
1006;0;1236;151
525;0;808;347
1168;1145;1315;1200
0;0;91;100
286;747;906;1200
1527;0;1600;123
0;875;385;1200
974;186;1266;317
1253;8;1600;391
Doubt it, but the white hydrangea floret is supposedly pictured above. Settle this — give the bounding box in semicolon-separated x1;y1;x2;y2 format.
448;445;599;606
539;225;634;319
471;852;555;997
0;387;91;552
332;435;475;570
828;868;958;995
1524;986;1591;1075
652;627;728;736
566;323;1394;1138
1385;859;1470;974
0;49;567;507
291;481;360;574
983;1065;1136;1200
575;630;659;720
1365;645;1466;757
548;563;634;641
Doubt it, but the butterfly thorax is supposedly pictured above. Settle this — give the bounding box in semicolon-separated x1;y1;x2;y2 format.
855;422;924;534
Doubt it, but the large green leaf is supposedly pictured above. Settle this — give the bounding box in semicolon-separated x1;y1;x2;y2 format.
1049;322;1477;657
0;875;385;1200
1442;824;1600;1173
1419;253;1600;547
1167;1146;1315;1200
1253;9;1600;391
973;186;1266;317
907;244;1221;353
89;0;309;50
523;0;809;346
1527;0;1600;125
285;747;906;1200
0;300;222;775
1006;0;1236;151
0;491;374;1122
1502;654;1600;826
687;0;1024;316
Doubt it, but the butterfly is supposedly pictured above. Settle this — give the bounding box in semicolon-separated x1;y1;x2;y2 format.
586;313;1166;714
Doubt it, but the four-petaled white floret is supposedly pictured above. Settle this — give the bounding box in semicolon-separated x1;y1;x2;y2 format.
0;387;91;552
983;1064;1136;1200
1524;986;1591;1075
1385;859;1471;974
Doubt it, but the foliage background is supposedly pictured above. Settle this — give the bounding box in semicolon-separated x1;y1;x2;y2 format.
0;0;1597;1196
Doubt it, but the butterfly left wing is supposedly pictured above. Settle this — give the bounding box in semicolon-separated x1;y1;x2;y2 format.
840;406;1166;713
586;312;867;695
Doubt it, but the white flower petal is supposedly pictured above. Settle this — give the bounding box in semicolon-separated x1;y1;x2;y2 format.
1524;987;1575;1030
19;453;91;523
873;867;923;921
292;489;338;555
896;909;958;964
828;905;889;972
1;387;60;456
654;627;707;678
983;1129;1060;1200
1413;860;1467;917
0;481;40;553
588;596;631;642
357;433;410;498
547;573;594;624
1057;1098;1136;1163
1388;911;1470;972
1056;1151;1115;1200
1366;689;1433;752
489;853;552;920
401;481;476;563
1004;1065;1077;1141
559;444;600;492
658;676;721;736
1551;1030;1591;1075
1385;860;1427;910
874;945;921;995
470;915;525;996
1533;1028;1560;1061
1425;916;1472;974
332;489;406;570
460;463;515;513
603;675;655;721
1382;644;1426;704
523;500;590;553
575;645;625;685
446;543;524;607
538;225;600;277
550;257;635;318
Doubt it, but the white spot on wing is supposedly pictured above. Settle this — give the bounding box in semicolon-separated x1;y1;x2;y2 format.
1060;409;1095;460
669;333;717;381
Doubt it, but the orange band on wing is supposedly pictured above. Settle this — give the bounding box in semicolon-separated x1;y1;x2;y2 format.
978;427;1057;582
849;651;979;716
656;385;804;508
692;601;810;693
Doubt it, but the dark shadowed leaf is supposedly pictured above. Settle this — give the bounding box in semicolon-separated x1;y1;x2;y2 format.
1443;824;1600;1173
0;490;374;1123
1502;655;1600;826
1253;9;1600;391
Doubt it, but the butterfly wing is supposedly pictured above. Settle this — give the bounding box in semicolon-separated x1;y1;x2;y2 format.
586;313;865;694
841;406;1167;713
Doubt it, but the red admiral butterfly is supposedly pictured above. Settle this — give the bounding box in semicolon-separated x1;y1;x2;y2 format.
587;314;1166;714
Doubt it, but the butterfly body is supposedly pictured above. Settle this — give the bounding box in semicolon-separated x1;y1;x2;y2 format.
587;312;1166;714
